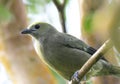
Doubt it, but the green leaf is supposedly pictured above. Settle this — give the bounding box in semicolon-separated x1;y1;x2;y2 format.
24;0;51;13
86;79;92;84
83;12;94;33
49;68;66;84
0;4;11;22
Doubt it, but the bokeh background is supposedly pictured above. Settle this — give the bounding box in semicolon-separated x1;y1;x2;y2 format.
0;0;120;84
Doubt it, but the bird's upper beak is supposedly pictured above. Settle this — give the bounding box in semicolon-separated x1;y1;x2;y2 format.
21;29;32;34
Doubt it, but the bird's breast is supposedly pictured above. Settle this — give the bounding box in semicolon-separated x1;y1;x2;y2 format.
33;38;46;63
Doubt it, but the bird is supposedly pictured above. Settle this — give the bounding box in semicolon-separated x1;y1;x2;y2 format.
21;22;120;81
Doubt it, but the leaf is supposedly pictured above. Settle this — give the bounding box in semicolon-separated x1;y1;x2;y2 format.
83;12;94;33
24;0;51;13
49;68;66;84
0;4;11;22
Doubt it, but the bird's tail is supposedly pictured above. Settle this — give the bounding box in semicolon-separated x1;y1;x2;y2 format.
98;60;120;78
88;60;120;78
109;64;120;77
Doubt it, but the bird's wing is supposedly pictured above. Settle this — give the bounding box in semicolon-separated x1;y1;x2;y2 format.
59;33;107;61
60;33;95;55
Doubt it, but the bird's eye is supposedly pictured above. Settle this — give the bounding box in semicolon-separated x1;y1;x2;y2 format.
34;24;40;29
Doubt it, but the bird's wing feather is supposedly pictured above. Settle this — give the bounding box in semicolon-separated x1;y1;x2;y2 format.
60;33;94;55
59;33;107;61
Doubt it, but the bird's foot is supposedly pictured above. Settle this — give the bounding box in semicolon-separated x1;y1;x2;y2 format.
71;71;80;84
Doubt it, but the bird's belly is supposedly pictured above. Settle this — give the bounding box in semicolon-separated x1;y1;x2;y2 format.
44;47;88;80
33;40;89;80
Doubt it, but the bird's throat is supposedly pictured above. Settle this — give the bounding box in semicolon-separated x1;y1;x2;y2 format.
33;38;45;62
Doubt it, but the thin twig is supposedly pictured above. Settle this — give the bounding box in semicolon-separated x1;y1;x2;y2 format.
59;9;66;33
52;0;61;11
52;0;67;33
62;0;68;9
71;39;113;84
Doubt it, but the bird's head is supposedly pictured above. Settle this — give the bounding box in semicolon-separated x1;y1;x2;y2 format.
21;22;55;39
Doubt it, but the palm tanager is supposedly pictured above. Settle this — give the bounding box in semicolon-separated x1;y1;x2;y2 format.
21;22;120;80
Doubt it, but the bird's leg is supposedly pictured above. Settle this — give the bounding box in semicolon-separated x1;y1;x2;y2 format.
71;71;80;84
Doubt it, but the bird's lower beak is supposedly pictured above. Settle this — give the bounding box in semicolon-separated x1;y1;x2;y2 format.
21;29;31;34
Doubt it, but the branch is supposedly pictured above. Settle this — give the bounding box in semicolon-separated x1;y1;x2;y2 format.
62;0;68;9
52;0;61;11
71;39;113;84
53;0;68;11
52;0;67;33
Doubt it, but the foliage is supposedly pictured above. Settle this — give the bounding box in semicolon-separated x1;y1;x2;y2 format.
83;12;94;33
24;0;51;13
50;68;66;84
0;4;11;22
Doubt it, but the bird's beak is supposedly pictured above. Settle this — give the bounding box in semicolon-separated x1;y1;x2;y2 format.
21;29;32;34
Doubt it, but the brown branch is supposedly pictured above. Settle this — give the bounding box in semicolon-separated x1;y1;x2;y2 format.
71;39;113;84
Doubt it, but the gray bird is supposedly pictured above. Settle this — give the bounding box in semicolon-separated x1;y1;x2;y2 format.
21;22;120;80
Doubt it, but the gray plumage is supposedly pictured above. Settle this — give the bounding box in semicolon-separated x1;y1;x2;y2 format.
21;22;120;80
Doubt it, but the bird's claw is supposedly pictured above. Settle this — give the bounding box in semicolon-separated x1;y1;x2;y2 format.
71;71;80;83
